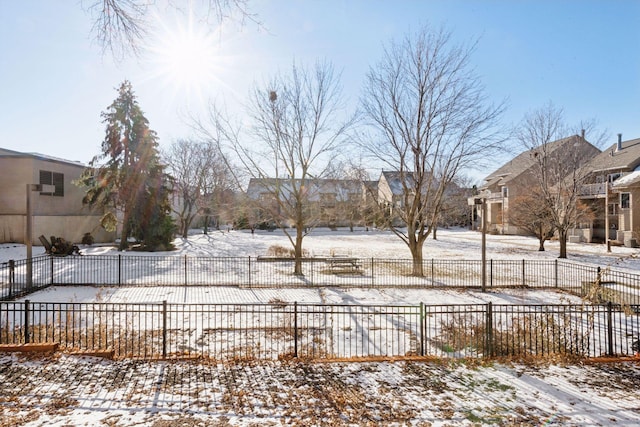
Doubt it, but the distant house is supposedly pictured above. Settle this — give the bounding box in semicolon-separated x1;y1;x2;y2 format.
578;134;640;246
376;171;415;226
377;171;412;210
481;134;600;235
245;177;366;228
246;171;471;230
0;148;115;245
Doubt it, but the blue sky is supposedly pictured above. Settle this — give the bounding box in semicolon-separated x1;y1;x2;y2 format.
0;0;639;180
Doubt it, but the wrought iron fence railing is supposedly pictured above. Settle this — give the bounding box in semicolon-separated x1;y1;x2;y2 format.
0;255;640;304
2;256;639;304
2;300;638;360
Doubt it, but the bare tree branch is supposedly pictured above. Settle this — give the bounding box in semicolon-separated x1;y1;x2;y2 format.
194;61;354;274
360;25;506;275
514;101;600;258
83;0;262;61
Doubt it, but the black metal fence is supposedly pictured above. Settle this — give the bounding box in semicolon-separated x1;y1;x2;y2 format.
2;255;638;304
1;300;638;360
0;255;640;304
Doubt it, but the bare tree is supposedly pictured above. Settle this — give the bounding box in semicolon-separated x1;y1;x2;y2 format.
83;0;260;61
164;139;232;238
507;190;556;251
360;26;505;276
433;176;475;239
198;61;353;275
515;102;600;258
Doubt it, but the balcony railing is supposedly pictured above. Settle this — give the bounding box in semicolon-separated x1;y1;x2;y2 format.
579;183;608;197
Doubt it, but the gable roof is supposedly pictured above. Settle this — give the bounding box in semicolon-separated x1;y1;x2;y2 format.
483;135;600;188
583;137;640;174
380;171;415;195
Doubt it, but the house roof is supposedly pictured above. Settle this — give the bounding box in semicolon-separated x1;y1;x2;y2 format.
380;171;415;195
612;170;640;189
483;135;600;188
0;147;85;167
583;137;640;174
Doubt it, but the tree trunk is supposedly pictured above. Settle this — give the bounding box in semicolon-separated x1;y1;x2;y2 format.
181;219;189;239
537;226;545;251
410;242;424;276
118;209;131;251
294;226;304;276
558;229;568;259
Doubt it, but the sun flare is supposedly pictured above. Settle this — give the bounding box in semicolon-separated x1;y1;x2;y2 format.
148;13;222;105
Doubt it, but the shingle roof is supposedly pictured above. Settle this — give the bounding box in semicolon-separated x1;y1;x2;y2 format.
483;135;600;187
583;137;640;173
381;171;415;195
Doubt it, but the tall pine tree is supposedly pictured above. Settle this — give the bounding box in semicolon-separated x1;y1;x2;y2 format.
78;80;175;251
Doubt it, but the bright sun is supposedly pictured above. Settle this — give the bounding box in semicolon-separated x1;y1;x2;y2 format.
148;13;222;105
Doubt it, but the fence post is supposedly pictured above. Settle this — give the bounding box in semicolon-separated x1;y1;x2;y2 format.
248;256;252;287
371;258;374;287
431;259;434;285
294;301;298;358
607;301;614;356
8;260;14;298
118;254;122;286
24;299;30;344
50;256;54;285
485;302;493;358
162;300;167;359
592;266;602;299
490;259;493;288
554;259;558;288
420;302;425;356
522;259;525;287
184;255;188;286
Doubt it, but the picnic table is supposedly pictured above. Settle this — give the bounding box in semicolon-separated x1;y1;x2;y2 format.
326;256;362;274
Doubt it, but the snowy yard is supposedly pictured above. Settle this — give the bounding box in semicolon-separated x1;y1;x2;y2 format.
2;228;640;425
2;354;640;426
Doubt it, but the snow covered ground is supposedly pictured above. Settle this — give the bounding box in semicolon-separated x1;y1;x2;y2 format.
2;353;640;427
2;228;640;426
4;227;639;305
3;226;640;267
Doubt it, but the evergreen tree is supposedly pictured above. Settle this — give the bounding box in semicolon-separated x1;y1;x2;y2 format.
78;80;175;251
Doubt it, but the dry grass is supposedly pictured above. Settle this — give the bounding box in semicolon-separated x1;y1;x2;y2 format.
436;309;595;361
266;245;310;258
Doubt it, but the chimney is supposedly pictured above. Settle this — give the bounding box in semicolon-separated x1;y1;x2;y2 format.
617;133;623;152
581;129;585;139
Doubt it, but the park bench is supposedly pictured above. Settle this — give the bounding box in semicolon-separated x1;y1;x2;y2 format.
326;256;362;274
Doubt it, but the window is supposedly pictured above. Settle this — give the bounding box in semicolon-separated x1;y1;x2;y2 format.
502;187;508;198
39;170;64;197
620;192;630;209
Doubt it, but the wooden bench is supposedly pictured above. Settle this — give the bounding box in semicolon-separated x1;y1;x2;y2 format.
327;257;362;274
